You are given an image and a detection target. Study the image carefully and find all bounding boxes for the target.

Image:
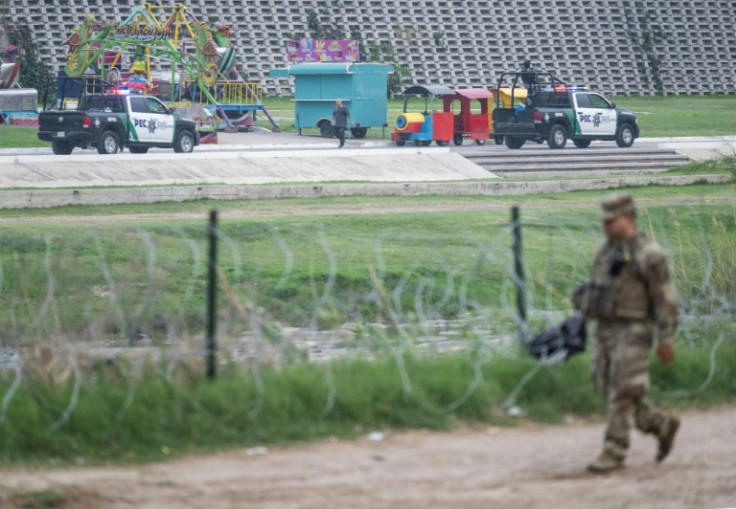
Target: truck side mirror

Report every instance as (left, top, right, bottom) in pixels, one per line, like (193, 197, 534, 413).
(610, 102, 616, 108)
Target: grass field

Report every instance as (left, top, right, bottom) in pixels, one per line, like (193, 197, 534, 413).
(2, 337, 734, 466)
(3, 184, 734, 336)
(254, 94, 736, 138)
(3, 94, 735, 147)
(0, 183, 734, 465)
(1, 92, 735, 468)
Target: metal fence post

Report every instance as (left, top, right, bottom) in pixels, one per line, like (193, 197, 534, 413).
(206, 209, 218, 379)
(511, 206, 529, 343)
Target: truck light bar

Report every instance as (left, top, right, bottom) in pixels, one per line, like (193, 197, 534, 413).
(551, 84, 583, 92)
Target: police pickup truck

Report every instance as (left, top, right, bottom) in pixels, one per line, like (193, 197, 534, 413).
(492, 70, 639, 149)
(38, 92, 200, 155)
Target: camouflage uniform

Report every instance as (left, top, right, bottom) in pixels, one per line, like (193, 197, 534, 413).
(576, 193, 679, 471)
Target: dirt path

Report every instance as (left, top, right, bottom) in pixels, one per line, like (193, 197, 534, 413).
(2, 407, 735, 509)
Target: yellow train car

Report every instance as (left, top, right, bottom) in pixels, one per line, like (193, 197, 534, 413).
(488, 87, 527, 143)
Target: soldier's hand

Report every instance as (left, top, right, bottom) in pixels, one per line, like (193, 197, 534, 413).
(657, 343, 675, 364)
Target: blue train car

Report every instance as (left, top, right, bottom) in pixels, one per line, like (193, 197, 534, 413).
(269, 63, 393, 138)
(391, 85, 455, 146)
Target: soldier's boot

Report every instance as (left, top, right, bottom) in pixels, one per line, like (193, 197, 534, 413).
(656, 415, 680, 463)
(587, 452, 624, 474)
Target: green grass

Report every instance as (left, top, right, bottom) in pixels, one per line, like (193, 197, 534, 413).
(0, 166, 733, 466)
(1, 333, 733, 466)
(9, 488, 71, 509)
(670, 151, 736, 177)
(1, 184, 734, 339)
(0, 125, 45, 148)
(259, 94, 736, 139)
(8, 95, 733, 147)
(611, 95, 736, 138)
(0, 184, 733, 466)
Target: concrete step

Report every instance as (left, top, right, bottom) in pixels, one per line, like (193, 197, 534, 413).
(463, 148, 689, 163)
(462, 147, 691, 176)
(461, 147, 685, 158)
(488, 160, 691, 174)
(472, 156, 690, 170)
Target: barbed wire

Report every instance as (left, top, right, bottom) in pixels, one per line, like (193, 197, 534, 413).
(0, 204, 733, 433)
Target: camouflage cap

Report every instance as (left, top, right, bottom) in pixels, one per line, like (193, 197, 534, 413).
(601, 192, 635, 220)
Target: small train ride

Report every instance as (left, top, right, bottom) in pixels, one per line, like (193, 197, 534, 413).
(391, 85, 454, 146)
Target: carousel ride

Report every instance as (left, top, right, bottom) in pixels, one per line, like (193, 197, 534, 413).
(61, 2, 279, 140)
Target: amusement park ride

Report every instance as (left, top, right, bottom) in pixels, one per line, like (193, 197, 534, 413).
(56, 2, 278, 137)
(0, 49, 39, 126)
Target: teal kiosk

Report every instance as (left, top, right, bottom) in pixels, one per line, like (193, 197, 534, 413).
(270, 63, 393, 138)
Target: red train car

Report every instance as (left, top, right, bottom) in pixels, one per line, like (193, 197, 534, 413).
(443, 88, 493, 145)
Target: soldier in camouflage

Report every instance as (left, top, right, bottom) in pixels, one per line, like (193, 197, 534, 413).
(574, 193, 680, 474)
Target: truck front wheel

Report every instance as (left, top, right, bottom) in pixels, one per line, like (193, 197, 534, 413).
(174, 130, 195, 153)
(616, 123, 635, 148)
(51, 140, 73, 155)
(97, 130, 120, 154)
(547, 124, 567, 149)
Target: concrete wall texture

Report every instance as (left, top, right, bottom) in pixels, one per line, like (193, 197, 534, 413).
(3, 0, 735, 96)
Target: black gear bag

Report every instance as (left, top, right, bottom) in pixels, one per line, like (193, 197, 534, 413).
(527, 312, 587, 361)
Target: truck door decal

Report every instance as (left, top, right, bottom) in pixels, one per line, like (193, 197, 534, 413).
(574, 93, 616, 136)
(127, 96, 175, 144)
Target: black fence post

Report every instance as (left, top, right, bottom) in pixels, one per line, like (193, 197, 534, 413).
(511, 206, 529, 343)
(206, 210, 218, 379)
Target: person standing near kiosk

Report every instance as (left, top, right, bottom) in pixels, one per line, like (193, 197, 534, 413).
(332, 98, 353, 148)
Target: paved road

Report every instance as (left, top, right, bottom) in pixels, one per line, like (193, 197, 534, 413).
(3, 132, 735, 160)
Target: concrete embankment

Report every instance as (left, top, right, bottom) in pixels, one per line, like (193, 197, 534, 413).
(0, 133, 733, 209)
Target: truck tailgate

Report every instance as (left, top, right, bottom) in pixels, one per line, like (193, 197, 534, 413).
(493, 108, 536, 135)
(39, 111, 87, 132)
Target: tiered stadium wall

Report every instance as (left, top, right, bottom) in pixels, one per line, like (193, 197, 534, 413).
(2, 0, 735, 96)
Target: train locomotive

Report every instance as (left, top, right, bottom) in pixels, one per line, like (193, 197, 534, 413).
(391, 85, 454, 146)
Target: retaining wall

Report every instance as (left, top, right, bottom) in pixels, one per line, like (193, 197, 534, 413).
(2, 0, 735, 96)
